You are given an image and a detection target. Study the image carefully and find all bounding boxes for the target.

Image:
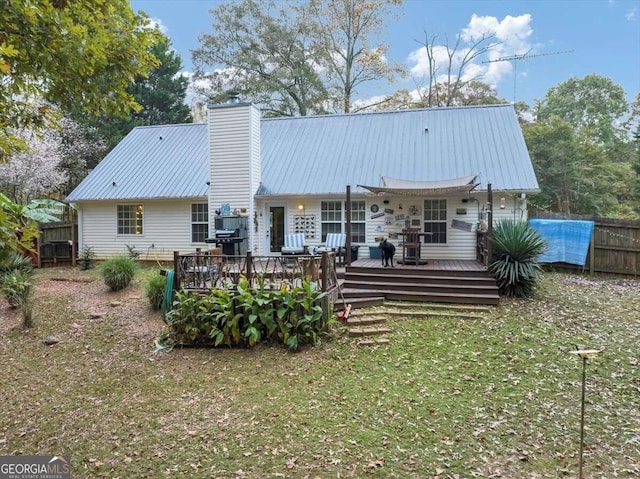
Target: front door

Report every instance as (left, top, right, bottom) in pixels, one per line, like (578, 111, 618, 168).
(268, 206, 285, 253)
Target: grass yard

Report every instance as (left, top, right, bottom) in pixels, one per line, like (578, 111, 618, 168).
(1, 267, 639, 478)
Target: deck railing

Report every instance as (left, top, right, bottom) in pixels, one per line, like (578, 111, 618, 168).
(173, 249, 339, 294)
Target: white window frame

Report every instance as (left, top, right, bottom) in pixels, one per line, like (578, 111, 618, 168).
(117, 204, 143, 235)
(191, 203, 209, 243)
(423, 199, 447, 244)
(320, 200, 366, 243)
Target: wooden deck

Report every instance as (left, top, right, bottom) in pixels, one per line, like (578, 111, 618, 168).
(344, 258, 487, 272)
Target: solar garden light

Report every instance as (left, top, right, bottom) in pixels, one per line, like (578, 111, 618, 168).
(569, 348, 602, 479)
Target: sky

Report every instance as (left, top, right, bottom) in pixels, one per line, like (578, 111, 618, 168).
(130, 0, 640, 108)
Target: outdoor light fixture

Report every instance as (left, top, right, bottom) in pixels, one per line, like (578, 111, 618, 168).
(569, 348, 603, 479)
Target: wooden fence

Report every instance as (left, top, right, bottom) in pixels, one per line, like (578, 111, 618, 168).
(529, 212, 640, 276)
(38, 213, 77, 267)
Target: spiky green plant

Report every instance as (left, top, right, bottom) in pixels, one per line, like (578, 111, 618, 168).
(145, 272, 166, 310)
(100, 256, 137, 291)
(489, 220, 547, 298)
(1, 269, 34, 327)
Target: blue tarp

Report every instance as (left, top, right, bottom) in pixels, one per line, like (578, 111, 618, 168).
(529, 219, 595, 267)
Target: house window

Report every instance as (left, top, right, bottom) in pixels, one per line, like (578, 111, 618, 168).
(191, 203, 209, 242)
(321, 201, 342, 241)
(423, 199, 447, 243)
(350, 200, 366, 243)
(117, 204, 143, 235)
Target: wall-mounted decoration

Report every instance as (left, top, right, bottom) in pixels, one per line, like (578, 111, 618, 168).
(389, 232, 399, 239)
(374, 225, 384, 232)
(385, 218, 392, 225)
(409, 205, 418, 215)
(293, 214, 316, 239)
(370, 204, 379, 213)
(395, 214, 405, 221)
(456, 208, 468, 215)
(411, 219, 420, 226)
(384, 208, 394, 214)
(451, 219, 474, 232)
(220, 203, 231, 216)
(370, 211, 385, 219)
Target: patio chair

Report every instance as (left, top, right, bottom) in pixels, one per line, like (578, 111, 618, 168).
(317, 233, 347, 264)
(281, 233, 307, 255)
(402, 228, 422, 265)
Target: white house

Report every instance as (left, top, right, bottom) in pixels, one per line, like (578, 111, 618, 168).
(66, 100, 539, 261)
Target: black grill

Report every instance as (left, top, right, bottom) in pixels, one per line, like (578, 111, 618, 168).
(206, 228, 244, 255)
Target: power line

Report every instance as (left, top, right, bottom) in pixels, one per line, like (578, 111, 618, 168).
(482, 50, 574, 102)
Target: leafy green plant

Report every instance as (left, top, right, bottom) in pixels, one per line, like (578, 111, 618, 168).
(77, 245, 95, 270)
(100, 256, 137, 291)
(159, 276, 327, 350)
(125, 244, 141, 259)
(0, 253, 33, 308)
(489, 220, 548, 297)
(145, 272, 166, 310)
(1, 269, 34, 328)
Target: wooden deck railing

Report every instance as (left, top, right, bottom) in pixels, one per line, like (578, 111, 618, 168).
(172, 249, 339, 294)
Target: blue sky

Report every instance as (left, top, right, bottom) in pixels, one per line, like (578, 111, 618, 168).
(130, 0, 640, 108)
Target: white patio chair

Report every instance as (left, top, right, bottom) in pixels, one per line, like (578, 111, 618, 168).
(281, 233, 307, 255)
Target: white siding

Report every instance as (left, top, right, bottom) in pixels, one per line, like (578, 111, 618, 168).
(208, 102, 261, 252)
(76, 198, 208, 260)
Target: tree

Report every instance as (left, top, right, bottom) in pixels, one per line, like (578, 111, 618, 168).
(410, 31, 499, 108)
(192, 0, 403, 116)
(77, 33, 193, 150)
(307, 0, 404, 113)
(192, 0, 328, 117)
(0, 0, 160, 159)
(535, 74, 629, 147)
(524, 117, 632, 216)
(0, 127, 66, 204)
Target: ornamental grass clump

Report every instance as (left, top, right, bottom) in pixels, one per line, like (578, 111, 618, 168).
(145, 272, 166, 310)
(101, 256, 137, 291)
(1, 269, 34, 328)
(489, 219, 547, 298)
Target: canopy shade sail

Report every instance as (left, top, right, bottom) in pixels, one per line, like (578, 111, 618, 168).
(358, 175, 480, 197)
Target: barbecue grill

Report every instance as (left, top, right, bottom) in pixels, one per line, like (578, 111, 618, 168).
(205, 228, 244, 255)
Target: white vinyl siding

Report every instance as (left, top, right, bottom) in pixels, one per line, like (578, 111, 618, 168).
(77, 198, 207, 260)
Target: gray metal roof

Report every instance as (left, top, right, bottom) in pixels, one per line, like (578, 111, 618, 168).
(66, 123, 209, 201)
(67, 104, 538, 202)
(259, 104, 538, 195)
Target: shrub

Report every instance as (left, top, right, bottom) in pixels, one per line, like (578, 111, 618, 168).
(78, 245, 95, 270)
(0, 253, 33, 307)
(101, 256, 137, 291)
(489, 220, 547, 298)
(145, 272, 166, 310)
(160, 276, 327, 350)
(1, 269, 34, 328)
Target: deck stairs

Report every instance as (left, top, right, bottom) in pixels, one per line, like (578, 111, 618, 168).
(337, 264, 500, 308)
(341, 301, 493, 347)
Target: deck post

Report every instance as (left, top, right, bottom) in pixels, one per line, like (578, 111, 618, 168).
(173, 251, 180, 290)
(246, 251, 252, 286)
(487, 183, 493, 263)
(346, 184, 352, 266)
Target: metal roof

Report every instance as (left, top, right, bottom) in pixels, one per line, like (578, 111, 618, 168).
(67, 104, 538, 202)
(259, 104, 538, 195)
(66, 123, 209, 201)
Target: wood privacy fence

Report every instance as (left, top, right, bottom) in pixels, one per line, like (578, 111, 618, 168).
(529, 212, 640, 276)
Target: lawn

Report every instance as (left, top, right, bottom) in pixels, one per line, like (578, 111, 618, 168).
(1, 267, 639, 478)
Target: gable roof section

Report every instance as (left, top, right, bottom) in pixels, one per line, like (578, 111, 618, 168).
(67, 123, 208, 201)
(258, 104, 537, 195)
(67, 104, 538, 202)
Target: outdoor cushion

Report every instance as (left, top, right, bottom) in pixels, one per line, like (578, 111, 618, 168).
(281, 233, 307, 255)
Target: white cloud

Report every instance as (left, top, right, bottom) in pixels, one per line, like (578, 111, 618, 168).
(407, 13, 534, 89)
(144, 17, 168, 34)
(626, 8, 637, 21)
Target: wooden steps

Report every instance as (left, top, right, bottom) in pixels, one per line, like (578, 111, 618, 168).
(341, 265, 499, 306)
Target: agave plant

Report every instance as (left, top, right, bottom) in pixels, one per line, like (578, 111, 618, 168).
(489, 220, 547, 298)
